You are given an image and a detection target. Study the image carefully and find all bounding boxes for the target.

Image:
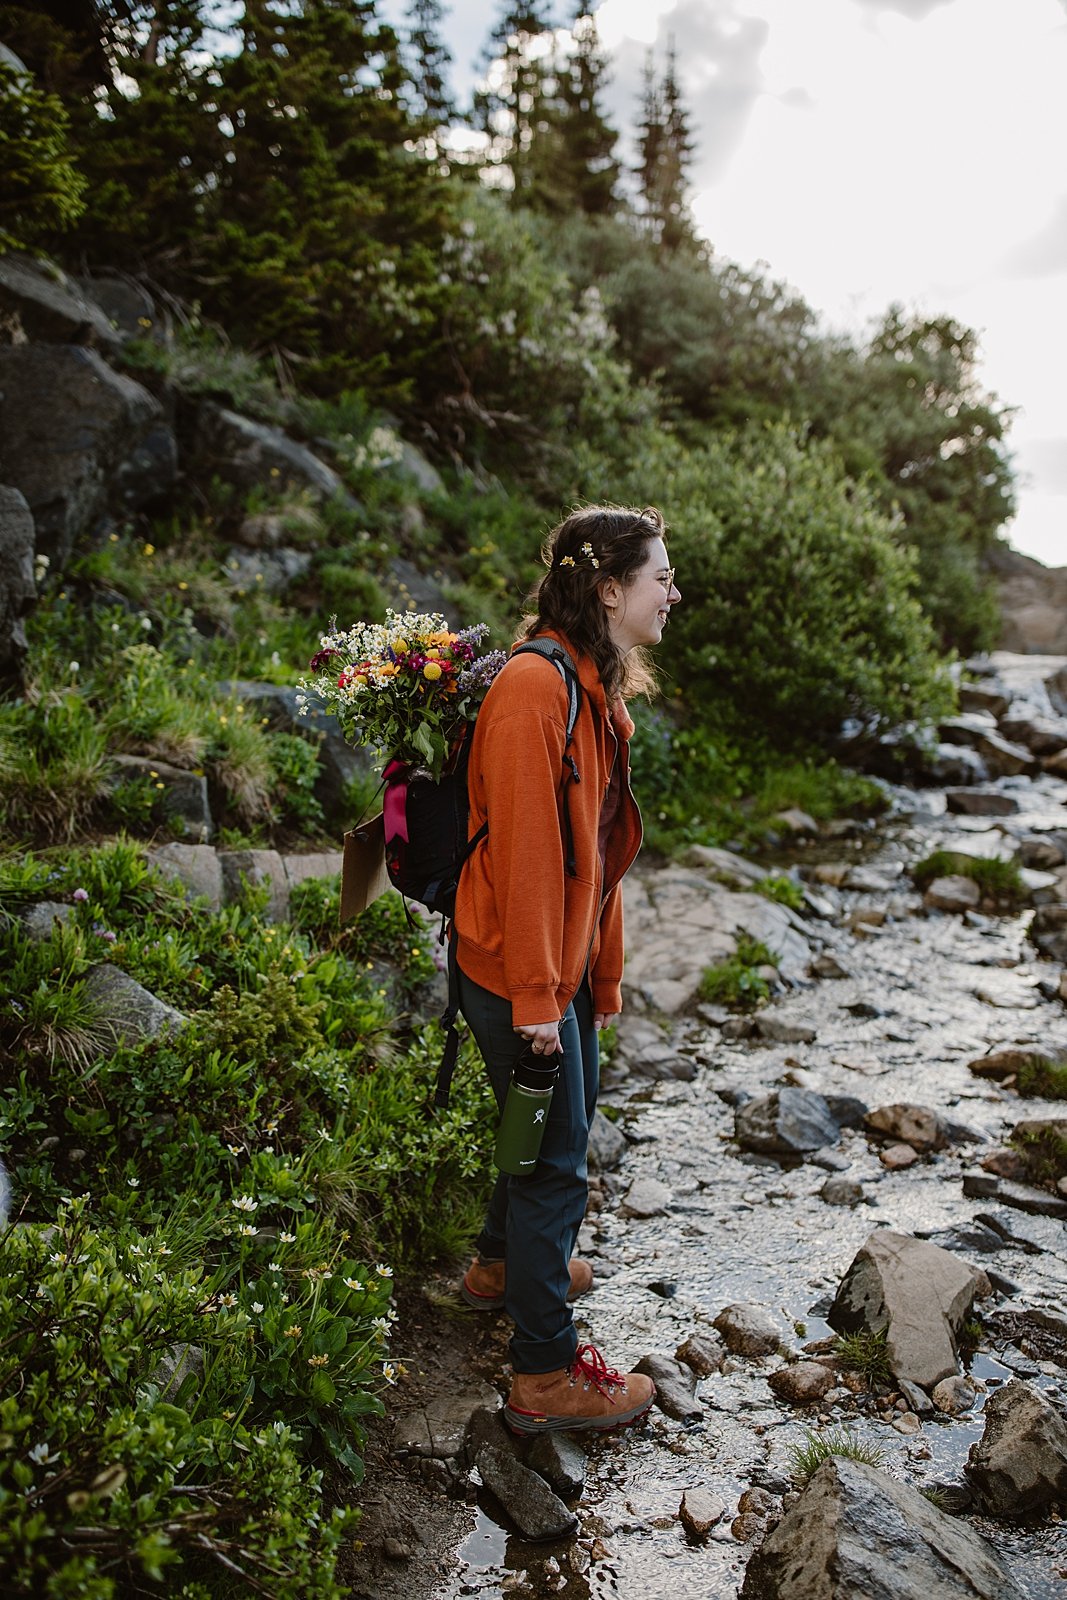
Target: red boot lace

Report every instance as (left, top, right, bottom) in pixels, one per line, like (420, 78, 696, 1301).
(569, 1344, 625, 1399)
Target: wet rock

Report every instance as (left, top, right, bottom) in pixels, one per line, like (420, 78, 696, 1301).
(395, 1385, 502, 1459)
(932, 1375, 978, 1415)
(620, 1176, 671, 1218)
(938, 721, 1036, 778)
(587, 1109, 628, 1173)
(753, 1015, 818, 1045)
(962, 1172, 1002, 1199)
(527, 1433, 586, 1498)
(899, 1378, 935, 1416)
(865, 1103, 947, 1153)
(675, 1331, 726, 1376)
(810, 952, 853, 980)
(966, 1378, 1067, 1518)
(945, 789, 1020, 816)
(218, 848, 289, 922)
(84, 964, 186, 1054)
(1029, 904, 1067, 962)
(924, 876, 981, 913)
(147, 842, 224, 909)
(820, 1176, 864, 1206)
(967, 1047, 1046, 1081)
(679, 1487, 725, 1540)
(713, 1304, 789, 1358)
(880, 1142, 920, 1170)
(998, 713, 1067, 756)
(925, 744, 991, 785)
(634, 1353, 702, 1421)
(959, 683, 1010, 719)
(735, 1089, 840, 1155)
(985, 1178, 1067, 1221)
(20, 901, 74, 940)
(647, 1279, 677, 1298)
(823, 1094, 868, 1129)
(1016, 834, 1067, 870)
(109, 755, 213, 842)
(828, 1229, 989, 1390)
(892, 1411, 922, 1435)
(740, 1455, 1027, 1600)
(979, 1148, 1031, 1182)
(767, 1361, 835, 1405)
(475, 1440, 578, 1542)
(772, 808, 817, 836)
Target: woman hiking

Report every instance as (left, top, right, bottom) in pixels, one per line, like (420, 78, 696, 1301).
(452, 503, 681, 1434)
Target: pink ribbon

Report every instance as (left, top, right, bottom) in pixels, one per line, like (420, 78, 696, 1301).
(383, 759, 409, 845)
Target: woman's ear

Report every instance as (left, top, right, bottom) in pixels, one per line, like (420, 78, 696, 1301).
(599, 576, 621, 614)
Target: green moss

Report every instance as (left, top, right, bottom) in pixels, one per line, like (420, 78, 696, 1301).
(911, 850, 1026, 905)
(697, 933, 779, 1010)
(1015, 1057, 1067, 1101)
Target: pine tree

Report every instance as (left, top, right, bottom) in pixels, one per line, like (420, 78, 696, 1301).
(405, 0, 454, 127)
(474, 1, 557, 196)
(636, 39, 697, 251)
(554, 7, 619, 215)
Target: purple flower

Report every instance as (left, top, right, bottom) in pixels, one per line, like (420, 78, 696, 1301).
(308, 647, 341, 672)
(457, 651, 507, 694)
(72, 888, 89, 903)
(93, 925, 117, 943)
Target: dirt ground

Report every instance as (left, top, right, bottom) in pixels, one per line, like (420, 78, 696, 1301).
(334, 1269, 504, 1600)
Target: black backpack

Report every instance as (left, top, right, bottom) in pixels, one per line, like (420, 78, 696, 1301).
(381, 639, 584, 1106)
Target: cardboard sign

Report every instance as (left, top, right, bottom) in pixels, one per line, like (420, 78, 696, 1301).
(340, 812, 390, 921)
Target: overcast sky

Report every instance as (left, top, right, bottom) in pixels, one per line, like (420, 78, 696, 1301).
(397, 0, 1067, 569)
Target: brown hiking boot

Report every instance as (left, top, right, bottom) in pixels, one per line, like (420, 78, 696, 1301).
(460, 1255, 594, 1311)
(504, 1344, 656, 1435)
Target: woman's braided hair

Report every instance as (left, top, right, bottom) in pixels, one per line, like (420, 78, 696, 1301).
(521, 503, 667, 700)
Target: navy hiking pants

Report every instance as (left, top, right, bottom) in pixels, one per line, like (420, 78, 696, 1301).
(456, 966, 599, 1374)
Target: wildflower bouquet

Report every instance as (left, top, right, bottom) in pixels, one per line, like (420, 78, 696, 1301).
(299, 609, 507, 782)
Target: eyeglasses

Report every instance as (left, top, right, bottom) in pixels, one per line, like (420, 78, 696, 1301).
(655, 568, 676, 593)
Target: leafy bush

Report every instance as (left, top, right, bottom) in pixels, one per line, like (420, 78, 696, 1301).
(757, 875, 805, 911)
(697, 933, 778, 1010)
(0, 56, 86, 249)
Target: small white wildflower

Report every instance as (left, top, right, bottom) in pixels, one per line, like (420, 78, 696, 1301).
(381, 1362, 397, 1384)
(268, 1262, 282, 1273)
(279, 1231, 296, 1244)
(251, 1301, 264, 1314)
(375, 1263, 393, 1278)
(218, 1293, 237, 1309)
(127, 1178, 140, 1188)
(343, 1277, 363, 1293)
(233, 1194, 258, 1212)
(140, 616, 152, 631)
(239, 1224, 257, 1237)
(129, 1245, 144, 1257)
(227, 1143, 241, 1156)
(372, 1316, 389, 1334)
(29, 1443, 59, 1465)
(69, 660, 80, 674)
(49, 1252, 64, 1266)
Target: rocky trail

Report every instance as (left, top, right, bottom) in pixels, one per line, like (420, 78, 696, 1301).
(347, 652, 1067, 1600)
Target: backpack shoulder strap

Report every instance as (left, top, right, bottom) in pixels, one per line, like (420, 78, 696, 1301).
(510, 639, 582, 748)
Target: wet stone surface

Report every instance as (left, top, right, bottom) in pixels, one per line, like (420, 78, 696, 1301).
(406, 656, 1067, 1600)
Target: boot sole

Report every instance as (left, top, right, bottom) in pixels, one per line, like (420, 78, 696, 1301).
(503, 1389, 655, 1436)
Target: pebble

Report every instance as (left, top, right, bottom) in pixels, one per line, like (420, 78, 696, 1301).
(891, 1411, 922, 1435)
(679, 1487, 725, 1540)
(820, 1175, 864, 1206)
(767, 1361, 836, 1404)
(931, 1375, 978, 1415)
(880, 1142, 919, 1169)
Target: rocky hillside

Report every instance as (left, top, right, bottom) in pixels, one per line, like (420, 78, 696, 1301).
(988, 544, 1067, 656)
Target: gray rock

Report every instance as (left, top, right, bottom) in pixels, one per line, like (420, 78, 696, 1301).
(931, 1375, 978, 1416)
(147, 843, 223, 909)
(1028, 904, 1067, 963)
(772, 808, 817, 836)
(966, 1379, 1067, 1518)
(924, 876, 981, 913)
(221, 544, 312, 597)
(282, 851, 344, 891)
(236, 506, 321, 549)
(188, 402, 357, 508)
(0, 346, 165, 569)
(713, 1303, 789, 1358)
(0, 252, 120, 349)
(147, 1342, 205, 1404)
(938, 720, 1036, 777)
(84, 963, 186, 1051)
(75, 272, 163, 343)
(1016, 834, 1067, 870)
(898, 1378, 935, 1416)
(1047, 663, 1067, 718)
(998, 713, 1067, 756)
(634, 1353, 702, 1421)
(218, 679, 374, 821)
(20, 901, 73, 941)
(679, 1486, 725, 1540)
(218, 849, 289, 922)
(820, 1176, 864, 1207)
(587, 1109, 627, 1173)
(383, 556, 452, 620)
(681, 844, 767, 887)
(394, 1384, 501, 1459)
(753, 1014, 818, 1045)
(620, 1176, 671, 1219)
(810, 952, 853, 980)
(735, 1089, 840, 1155)
(475, 1442, 578, 1542)
(0, 483, 34, 684)
(988, 1178, 1067, 1222)
(823, 1095, 868, 1130)
(926, 744, 991, 785)
(945, 790, 1020, 817)
(864, 1103, 948, 1153)
(527, 1432, 586, 1498)
(394, 437, 444, 495)
(675, 1331, 726, 1376)
(767, 1361, 835, 1405)
(741, 1456, 1026, 1600)
(109, 755, 213, 842)
(828, 1229, 989, 1390)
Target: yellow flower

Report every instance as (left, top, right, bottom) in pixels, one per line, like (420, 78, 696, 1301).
(393, 638, 409, 654)
(423, 662, 442, 681)
(143, 543, 155, 557)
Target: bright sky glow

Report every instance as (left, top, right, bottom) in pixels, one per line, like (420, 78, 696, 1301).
(410, 0, 1067, 567)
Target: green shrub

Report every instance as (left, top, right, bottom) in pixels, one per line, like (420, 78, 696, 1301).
(0, 56, 86, 250)
(697, 933, 778, 1010)
(0, 690, 111, 843)
(1014, 1058, 1067, 1101)
(911, 850, 1025, 906)
(757, 875, 805, 912)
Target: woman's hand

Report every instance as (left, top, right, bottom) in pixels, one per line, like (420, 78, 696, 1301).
(593, 1012, 619, 1031)
(515, 1021, 562, 1056)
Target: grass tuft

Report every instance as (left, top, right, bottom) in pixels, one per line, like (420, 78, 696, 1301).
(911, 850, 1026, 905)
(697, 932, 778, 1010)
(787, 1426, 887, 1484)
(830, 1327, 892, 1385)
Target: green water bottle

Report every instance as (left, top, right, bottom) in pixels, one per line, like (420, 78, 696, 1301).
(494, 1046, 559, 1175)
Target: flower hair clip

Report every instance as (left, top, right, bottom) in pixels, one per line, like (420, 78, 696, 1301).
(557, 543, 600, 572)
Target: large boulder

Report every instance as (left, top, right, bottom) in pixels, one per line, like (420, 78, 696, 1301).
(187, 402, 357, 508)
(998, 712, 1067, 756)
(966, 1379, 1067, 1518)
(936, 718, 1036, 777)
(84, 964, 186, 1053)
(991, 545, 1067, 656)
(740, 1455, 1027, 1599)
(864, 1103, 948, 1153)
(0, 253, 120, 350)
(828, 1230, 989, 1390)
(0, 483, 34, 684)
(0, 345, 170, 567)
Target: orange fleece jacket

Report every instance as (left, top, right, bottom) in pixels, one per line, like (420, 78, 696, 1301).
(454, 630, 643, 1027)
